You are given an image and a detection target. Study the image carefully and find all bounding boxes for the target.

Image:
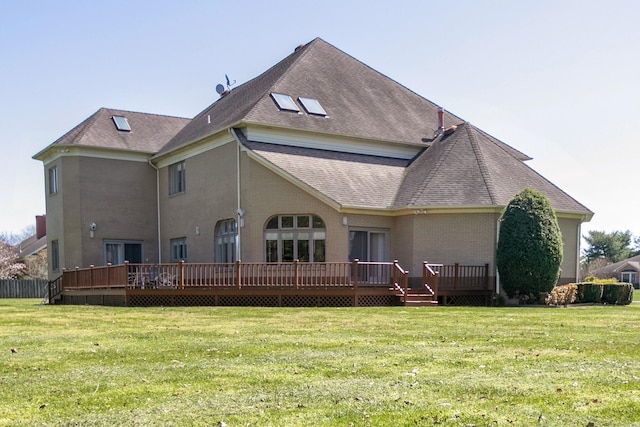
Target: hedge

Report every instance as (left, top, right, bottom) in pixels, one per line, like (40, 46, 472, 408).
(573, 282, 634, 305)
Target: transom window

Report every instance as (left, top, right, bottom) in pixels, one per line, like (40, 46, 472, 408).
(265, 214, 326, 262)
(169, 161, 186, 195)
(215, 219, 237, 263)
(170, 237, 187, 262)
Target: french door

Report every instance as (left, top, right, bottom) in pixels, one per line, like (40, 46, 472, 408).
(348, 229, 389, 284)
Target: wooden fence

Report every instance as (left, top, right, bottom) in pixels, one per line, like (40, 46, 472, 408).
(0, 279, 48, 298)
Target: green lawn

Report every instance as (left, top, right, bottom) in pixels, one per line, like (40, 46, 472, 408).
(1, 299, 639, 426)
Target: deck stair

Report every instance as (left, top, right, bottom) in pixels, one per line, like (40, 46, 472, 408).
(400, 290, 438, 307)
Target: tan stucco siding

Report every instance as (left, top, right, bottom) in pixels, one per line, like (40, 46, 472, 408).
(44, 157, 68, 278)
(557, 217, 580, 282)
(241, 153, 344, 262)
(409, 212, 499, 276)
(77, 157, 158, 266)
(160, 142, 238, 263)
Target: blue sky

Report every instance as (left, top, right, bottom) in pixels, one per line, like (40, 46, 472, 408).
(1, 0, 638, 241)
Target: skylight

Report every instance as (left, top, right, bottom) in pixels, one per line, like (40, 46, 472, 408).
(271, 93, 300, 112)
(112, 115, 131, 131)
(298, 97, 327, 116)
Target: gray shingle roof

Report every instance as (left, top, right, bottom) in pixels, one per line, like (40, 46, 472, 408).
(159, 38, 463, 154)
(244, 140, 408, 208)
(394, 122, 592, 213)
(242, 121, 592, 215)
(34, 108, 190, 157)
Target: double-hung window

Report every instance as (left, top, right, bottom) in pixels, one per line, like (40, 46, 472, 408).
(51, 240, 59, 272)
(170, 237, 187, 262)
(48, 166, 58, 195)
(169, 161, 186, 195)
(215, 219, 237, 263)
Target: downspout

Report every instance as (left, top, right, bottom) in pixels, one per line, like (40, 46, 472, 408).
(148, 158, 162, 263)
(495, 216, 500, 295)
(229, 128, 243, 261)
(576, 222, 582, 282)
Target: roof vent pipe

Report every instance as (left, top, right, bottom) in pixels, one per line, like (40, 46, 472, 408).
(434, 107, 445, 138)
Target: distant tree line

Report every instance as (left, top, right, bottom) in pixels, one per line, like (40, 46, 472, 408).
(581, 230, 640, 278)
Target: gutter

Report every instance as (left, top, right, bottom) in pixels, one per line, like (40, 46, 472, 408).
(147, 158, 162, 263)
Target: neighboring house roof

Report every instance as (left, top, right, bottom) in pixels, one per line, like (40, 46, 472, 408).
(593, 255, 640, 276)
(17, 234, 47, 261)
(34, 108, 190, 158)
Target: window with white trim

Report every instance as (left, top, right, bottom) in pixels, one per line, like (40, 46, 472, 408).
(621, 270, 637, 285)
(48, 166, 58, 195)
(264, 214, 325, 262)
(170, 237, 187, 262)
(215, 219, 237, 263)
(104, 241, 143, 265)
(51, 239, 59, 271)
(169, 161, 186, 195)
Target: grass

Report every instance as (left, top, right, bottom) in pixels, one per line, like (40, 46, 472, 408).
(1, 299, 639, 426)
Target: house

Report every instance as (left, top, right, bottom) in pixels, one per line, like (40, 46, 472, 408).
(16, 215, 48, 279)
(33, 38, 592, 301)
(592, 255, 640, 289)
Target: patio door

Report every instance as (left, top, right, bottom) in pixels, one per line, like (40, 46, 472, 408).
(349, 229, 389, 284)
(105, 241, 143, 265)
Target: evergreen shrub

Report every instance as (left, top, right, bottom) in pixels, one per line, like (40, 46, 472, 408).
(496, 188, 563, 298)
(602, 283, 634, 305)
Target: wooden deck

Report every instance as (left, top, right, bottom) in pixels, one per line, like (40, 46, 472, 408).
(48, 260, 494, 307)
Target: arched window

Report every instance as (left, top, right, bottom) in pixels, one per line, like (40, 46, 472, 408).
(215, 219, 237, 263)
(264, 214, 326, 262)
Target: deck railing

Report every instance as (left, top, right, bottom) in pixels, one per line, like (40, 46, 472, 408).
(53, 260, 408, 292)
(426, 263, 490, 291)
(423, 262, 440, 298)
(51, 261, 490, 297)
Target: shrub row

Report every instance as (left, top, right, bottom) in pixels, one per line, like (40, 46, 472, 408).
(565, 282, 633, 305)
(548, 282, 634, 305)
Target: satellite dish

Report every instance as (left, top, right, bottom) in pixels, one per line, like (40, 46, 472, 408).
(215, 84, 226, 95)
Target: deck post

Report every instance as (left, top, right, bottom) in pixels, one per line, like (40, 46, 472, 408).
(352, 259, 359, 289)
(106, 263, 111, 287)
(74, 267, 79, 290)
(294, 259, 299, 290)
(236, 260, 241, 290)
(180, 260, 185, 289)
(484, 263, 490, 290)
(124, 261, 129, 288)
(89, 265, 95, 289)
(454, 263, 459, 290)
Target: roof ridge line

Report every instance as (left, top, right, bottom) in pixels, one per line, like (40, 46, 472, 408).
(242, 39, 317, 119)
(405, 133, 452, 206)
(53, 108, 103, 147)
(466, 123, 498, 204)
(103, 107, 191, 121)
